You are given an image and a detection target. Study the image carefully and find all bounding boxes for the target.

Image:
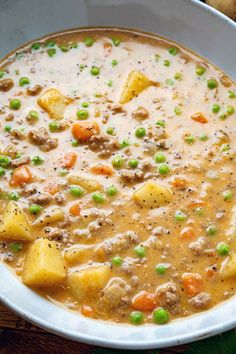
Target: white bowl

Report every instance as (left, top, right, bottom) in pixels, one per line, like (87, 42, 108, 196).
(0, 0, 235, 349)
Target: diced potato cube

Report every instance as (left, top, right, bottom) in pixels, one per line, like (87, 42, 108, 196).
(0, 201, 32, 241)
(33, 207, 64, 226)
(64, 245, 93, 265)
(133, 181, 172, 208)
(226, 206, 236, 237)
(38, 88, 71, 119)
(221, 252, 236, 277)
(119, 71, 153, 104)
(22, 238, 66, 286)
(67, 175, 102, 192)
(68, 265, 111, 301)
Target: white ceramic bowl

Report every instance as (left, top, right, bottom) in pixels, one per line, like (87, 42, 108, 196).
(0, 0, 235, 349)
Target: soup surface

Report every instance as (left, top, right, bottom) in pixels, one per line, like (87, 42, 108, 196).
(0, 28, 235, 325)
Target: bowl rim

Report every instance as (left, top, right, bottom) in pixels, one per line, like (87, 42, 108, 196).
(0, 0, 236, 350)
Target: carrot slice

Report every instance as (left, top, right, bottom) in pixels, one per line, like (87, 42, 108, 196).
(188, 199, 205, 208)
(171, 178, 187, 188)
(182, 273, 203, 296)
(61, 152, 77, 169)
(45, 183, 60, 195)
(180, 227, 195, 239)
(191, 112, 208, 124)
(72, 122, 100, 142)
(10, 165, 32, 186)
(90, 164, 114, 176)
(69, 203, 81, 216)
(81, 305, 94, 317)
(131, 291, 156, 311)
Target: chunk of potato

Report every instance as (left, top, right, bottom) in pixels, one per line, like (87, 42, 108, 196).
(133, 181, 172, 208)
(226, 206, 236, 238)
(221, 252, 236, 278)
(22, 238, 66, 286)
(68, 265, 111, 301)
(0, 201, 32, 241)
(64, 246, 93, 265)
(38, 88, 71, 119)
(67, 175, 102, 192)
(33, 207, 64, 226)
(119, 71, 153, 104)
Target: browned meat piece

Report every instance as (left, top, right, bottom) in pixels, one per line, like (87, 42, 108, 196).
(220, 75, 232, 87)
(20, 184, 38, 197)
(5, 113, 14, 121)
(55, 193, 66, 205)
(26, 84, 43, 96)
(28, 193, 52, 205)
(155, 282, 181, 314)
(1, 144, 18, 159)
(47, 228, 69, 243)
(189, 237, 209, 255)
(28, 127, 58, 152)
(148, 126, 168, 140)
(11, 156, 30, 168)
(58, 215, 71, 228)
(10, 129, 26, 140)
(88, 134, 120, 158)
(108, 104, 126, 115)
(102, 277, 129, 308)
(132, 106, 149, 120)
(189, 292, 211, 309)
(0, 78, 14, 92)
(120, 169, 144, 183)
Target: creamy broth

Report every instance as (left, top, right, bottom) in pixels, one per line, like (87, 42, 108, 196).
(0, 29, 235, 325)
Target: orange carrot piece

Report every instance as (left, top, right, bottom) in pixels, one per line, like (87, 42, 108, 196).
(131, 291, 156, 311)
(180, 227, 195, 239)
(103, 42, 112, 55)
(182, 273, 203, 296)
(90, 164, 114, 176)
(81, 305, 94, 317)
(61, 152, 77, 169)
(69, 203, 81, 216)
(188, 199, 205, 208)
(10, 165, 32, 186)
(72, 122, 100, 142)
(45, 183, 60, 195)
(191, 112, 208, 124)
(171, 178, 187, 188)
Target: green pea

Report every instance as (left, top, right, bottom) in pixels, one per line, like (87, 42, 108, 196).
(164, 60, 170, 67)
(135, 127, 146, 138)
(79, 64, 85, 70)
(112, 256, 123, 266)
(59, 44, 69, 53)
(159, 163, 170, 175)
(29, 204, 42, 215)
(92, 192, 105, 204)
(222, 190, 233, 202)
(194, 207, 205, 216)
(0, 155, 10, 168)
(175, 210, 187, 221)
(221, 143, 230, 152)
(129, 311, 144, 325)
(212, 104, 221, 113)
(228, 90, 236, 99)
(32, 156, 44, 165)
(8, 191, 20, 201)
(185, 135, 195, 144)
(196, 66, 206, 76)
(199, 133, 208, 141)
(156, 263, 169, 275)
(134, 245, 146, 258)
(72, 139, 79, 147)
(58, 168, 69, 177)
(206, 224, 217, 236)
(45, 40, 56, 48)
(156, 120, 166, 128)
(4, 125, 12, 133)
(106, 185, 118, 197)
(49, 121, 60, 132)
(19, 77, 30, 86)
(81, 101, 89, 108)
(27, 110, 39, 123)
(0, 70, 5, 78)
(168, 47, 178, 55)
(216, 242, 230, 256)
(10, 98, 21, 110)
(112, 155, 124, 169)
(227, 106, 235, 115)
(128, 159, 139, 169)
(83, 37, 94, 47)
(174, 72, 182, 81)
(31, 42, 41, 50)
(10, 242, 22, 252)
(70, 186, 84, 198)
(47, 48, 56, 57)
(174, 106, 182, 115)
(207, 79, 218, 89)
(154, 152, 166, 163)
(77, 109, 89, 120)
(219, 112, 228, 120)
(90, 66, 100, 76)
(166, 78, 174, 86)
(111, 59, 118, 66)
(153, 308, 169, 324)
(112, 37, 121, 46)
(106, 127, 115, 135)
(120, 139, 130, 149)
(0, 167, 5, 177)
(107, 80, 113, 87)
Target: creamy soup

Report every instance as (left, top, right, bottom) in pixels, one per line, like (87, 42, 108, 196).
(0, 28, 235, 325)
